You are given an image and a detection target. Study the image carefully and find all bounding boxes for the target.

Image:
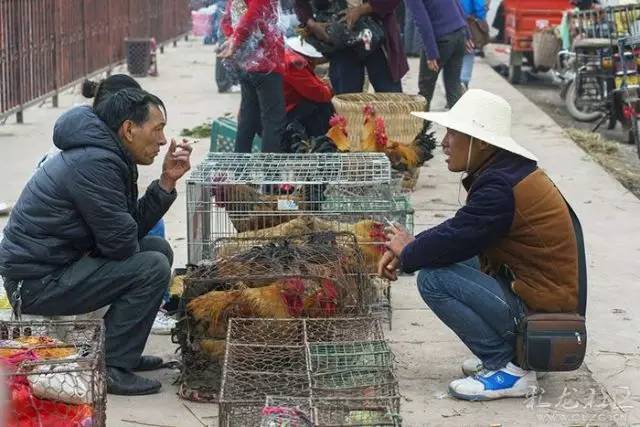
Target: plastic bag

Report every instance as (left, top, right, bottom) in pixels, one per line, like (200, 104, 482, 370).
(6, 376, 93, 427)
(29, 356, 93, 405)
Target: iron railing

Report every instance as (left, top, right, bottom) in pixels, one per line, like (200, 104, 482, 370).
(0, 0, 191, 122)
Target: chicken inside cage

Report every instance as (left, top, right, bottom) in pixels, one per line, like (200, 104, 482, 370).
(186, 152, 411, 265)
(174, 233, 375, 401)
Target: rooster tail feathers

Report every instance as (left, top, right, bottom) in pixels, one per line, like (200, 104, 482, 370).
(413, 121, 437, 165)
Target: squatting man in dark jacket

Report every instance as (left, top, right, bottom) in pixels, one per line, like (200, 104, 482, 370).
(0, 87, 193, 396)
(379, 89, 580, 401)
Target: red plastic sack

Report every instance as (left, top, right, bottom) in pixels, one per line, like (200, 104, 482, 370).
(2, 350, 94, 427)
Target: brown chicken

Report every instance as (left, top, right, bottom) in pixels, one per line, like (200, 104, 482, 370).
(187, 277, 339, 338)
(326, 114, 351, 152)
(373, 115, 435, 172)
(198, 339, 226, 362)
(210, 182, 300, 233)
(221, 217, 387, 273)
(360, 104, 380, 153)
(312, 218, 387, 273)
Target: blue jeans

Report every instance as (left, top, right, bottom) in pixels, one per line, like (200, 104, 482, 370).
(461, 53, 475, 85)
(417, 258, 526, 370)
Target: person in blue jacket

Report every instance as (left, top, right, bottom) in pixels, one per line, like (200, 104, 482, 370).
(405, 0, 471, 110)
(379, 90, 581, 401)
(459, 0, 487, 90)
(0, 84, 193, 397)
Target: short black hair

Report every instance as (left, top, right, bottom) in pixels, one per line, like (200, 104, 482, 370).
(94, 88, 166, 133)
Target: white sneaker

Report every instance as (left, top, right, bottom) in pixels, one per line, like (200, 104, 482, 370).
(0, 202, 11, 215)
(449, 362, 538, 401)
(461, 356, 484, 376)
(151, 311, 177, 335)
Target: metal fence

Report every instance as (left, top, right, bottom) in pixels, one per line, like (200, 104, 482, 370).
(0, 0, 191, 122)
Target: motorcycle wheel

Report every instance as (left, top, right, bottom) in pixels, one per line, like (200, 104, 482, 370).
(565, 79, 602, 122)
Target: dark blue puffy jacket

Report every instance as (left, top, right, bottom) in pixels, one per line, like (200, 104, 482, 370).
(0, 106, 176, 280)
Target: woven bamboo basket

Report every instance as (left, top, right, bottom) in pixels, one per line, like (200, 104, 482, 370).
(332, 93, 427, 151)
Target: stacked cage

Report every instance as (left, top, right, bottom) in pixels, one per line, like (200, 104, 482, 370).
(185, 152, 414, 325)
(218, 318, 401, 427)
(0, 320, 106, 426)
(174, 233, 375, 401)
(186, 152, 413, 269)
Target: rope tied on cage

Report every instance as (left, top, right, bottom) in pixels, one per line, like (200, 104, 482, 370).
(10, 281, 24, 322)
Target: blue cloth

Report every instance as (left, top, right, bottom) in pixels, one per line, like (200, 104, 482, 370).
(0, 106, 177, 280)
(147, 219, 166, 238)
(417, 258, 525, 370)
(475, 369, 522, 390)
(403, 6, 424, 56)
(404, 0, 467, 60)
(146, 218, 169, 303)
(459, 0, 486, 20)
(460, 52, 474, 84)
(400, 150, 537, 273)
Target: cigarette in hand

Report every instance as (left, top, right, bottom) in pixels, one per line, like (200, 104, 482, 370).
(384, 217, 398, 230)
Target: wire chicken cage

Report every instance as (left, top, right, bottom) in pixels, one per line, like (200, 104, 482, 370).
(218, 318, 401, 427)
(174, 233, 377, 402)
(186, 153, 414, 273)
(0, 320, 106, 427)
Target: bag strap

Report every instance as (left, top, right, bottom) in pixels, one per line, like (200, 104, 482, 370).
(561, 196, 588, 317)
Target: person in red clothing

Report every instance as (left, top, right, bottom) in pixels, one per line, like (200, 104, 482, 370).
(218, 0, 286, 153)
(284, 37, 335, 137)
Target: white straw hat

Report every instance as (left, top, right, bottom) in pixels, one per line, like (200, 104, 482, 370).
(412, 89, 538, 162)
(285, 37, 324, 59)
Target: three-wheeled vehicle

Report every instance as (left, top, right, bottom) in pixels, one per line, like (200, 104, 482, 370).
(504, 0, 572, 83)
(561, 4, 640, 133)
(616, 34, 640, 158)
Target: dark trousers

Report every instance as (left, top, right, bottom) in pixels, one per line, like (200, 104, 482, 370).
(236, 72, 286, 153)
(5, 236, 172, 370)
(286, 100, 335, 137)
(329, 47, 402, 95)
(418, 28, 466, 110)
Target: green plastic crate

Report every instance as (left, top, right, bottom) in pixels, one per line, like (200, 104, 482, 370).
(209, 116, 262, 153)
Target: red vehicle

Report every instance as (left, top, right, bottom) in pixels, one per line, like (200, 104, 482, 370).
(504, 0, 571, 83)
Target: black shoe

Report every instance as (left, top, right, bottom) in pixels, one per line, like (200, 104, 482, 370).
(106, 367, 162, 396)
(133, 355, 164, 372)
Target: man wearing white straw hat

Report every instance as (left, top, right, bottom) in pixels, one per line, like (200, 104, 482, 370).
(379, 89, 580, 401)
(283, 37, 335, 137)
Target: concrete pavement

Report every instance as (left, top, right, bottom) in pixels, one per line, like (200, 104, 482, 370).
(1, 38, 639, 426)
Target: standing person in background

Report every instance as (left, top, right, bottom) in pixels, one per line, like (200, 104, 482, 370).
(460, 0, 487, 90)
(219, 0, 286, 152)
(406, 0, 470, 110)
(295, 0, 409, 94)
(283, 37, 334, 137)
(492, 1, 505, 43)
